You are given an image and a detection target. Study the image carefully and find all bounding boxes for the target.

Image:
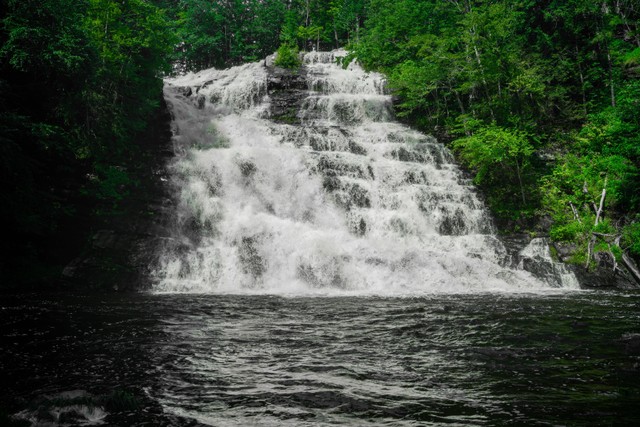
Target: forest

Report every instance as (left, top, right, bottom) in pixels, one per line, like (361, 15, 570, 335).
(1, 0, 638, 286)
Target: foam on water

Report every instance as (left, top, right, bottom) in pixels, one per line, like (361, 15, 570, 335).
(154, 51, 579, 295)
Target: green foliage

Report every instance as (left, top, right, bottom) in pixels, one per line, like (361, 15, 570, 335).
(352, 0, 640, 265)
(622, 222, 640, 257)
(274, 43, 301, 69)
(165, 0, 365, 71)
(83, 0, 175, 158)
(355, 0, 548, 130)
(0, 0, 174, 284)
(173, 0, 287, 70)
(453, 124, 534, 187)
(550, 221, 587, 243)
(453, 123, 535, 215)
(297, 25, 324, 50)
(92, 166, 134, 203)
(2, 0, 90, 74)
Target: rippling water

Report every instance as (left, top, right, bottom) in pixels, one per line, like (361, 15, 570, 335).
(1, 292, 639, 426)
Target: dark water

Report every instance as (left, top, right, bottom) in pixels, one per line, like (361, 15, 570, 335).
(1, 292, 639, 426)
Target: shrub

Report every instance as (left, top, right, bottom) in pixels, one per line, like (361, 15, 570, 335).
(274, 43, 301, 70)
(622, 221, 640, 257)
(549, 221, 586, 242)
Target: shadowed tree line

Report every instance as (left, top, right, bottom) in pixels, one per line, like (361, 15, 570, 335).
(1, 0, 176, 285)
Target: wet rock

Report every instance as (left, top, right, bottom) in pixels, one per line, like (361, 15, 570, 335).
(403, 170, 428, 185)
(322, 176, 340, 192)
(553, 241, 639, 289)
(438, 209, 467, 236)
(348, 140, 367, 156)
(176, 86, 192, 97)
(552, 241, 577, 262)
(340, 183, 371, 209)
(267, 66, 308, 91)
(348, 215, 367, 236)
(569, 264, 638, 289)
(316, 156, 368, 179)
(517, 238, 579, 288)
(297, 260, 346, 289)
(266, 65, 308, 124)
(238, 236, 266, 279)
(390, 147, 426, 163)
(238, 160, 257, 178)
(358, 218, 367, 236)
(500, 235, 639, 290)
(367, 164, 375, 180)
(196, 94, 205, 109)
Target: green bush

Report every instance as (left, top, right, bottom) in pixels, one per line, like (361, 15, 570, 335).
(274, 43, 301, 70)
(622, 221, 640, 257)
(549, 221, 586, 242)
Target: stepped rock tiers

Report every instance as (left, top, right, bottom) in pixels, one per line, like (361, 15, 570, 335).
(155, 50, 577, 294)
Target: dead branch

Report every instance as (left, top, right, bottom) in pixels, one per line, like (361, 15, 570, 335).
(594, 177, 607, 226)
(569, 202, 581, 223)
(607, 244, 618, 272)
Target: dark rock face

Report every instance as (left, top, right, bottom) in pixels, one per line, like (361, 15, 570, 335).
(267, 66, 308, 124)
(568, 263, 638, 289)
(62, 98, 175, 292)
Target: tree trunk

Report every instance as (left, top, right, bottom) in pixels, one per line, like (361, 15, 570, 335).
(569, 202, 581, 222)
(594, 177, 607, 226)
(607, 50, 616, 107)
(515, 158, 526, 205)
(622, 252, 640, 285)
(585, 234, 596, 269)
(575, 45, 588, 116)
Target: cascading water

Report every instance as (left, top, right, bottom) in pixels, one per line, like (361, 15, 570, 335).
(154, 50, 577, 294)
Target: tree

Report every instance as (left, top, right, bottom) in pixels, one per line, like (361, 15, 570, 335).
(0, 0, 175, 285)
(453, 123, 535, 208)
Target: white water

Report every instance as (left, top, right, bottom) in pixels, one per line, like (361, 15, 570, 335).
(154, 50, 578, 295)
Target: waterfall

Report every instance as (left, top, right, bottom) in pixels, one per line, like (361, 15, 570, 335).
(154, 50, 578, 294)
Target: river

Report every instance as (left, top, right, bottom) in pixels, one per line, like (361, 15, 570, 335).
(2, 291, 639, 426)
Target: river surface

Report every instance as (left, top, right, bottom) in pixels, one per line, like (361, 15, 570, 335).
(2, 291, 639, 426)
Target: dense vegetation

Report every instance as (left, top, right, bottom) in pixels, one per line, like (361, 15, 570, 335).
(351, 0, 640, 267)
(165, 0, 365, 70)
(0, 0, 175, 285)
(1, 0, 638, 286)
